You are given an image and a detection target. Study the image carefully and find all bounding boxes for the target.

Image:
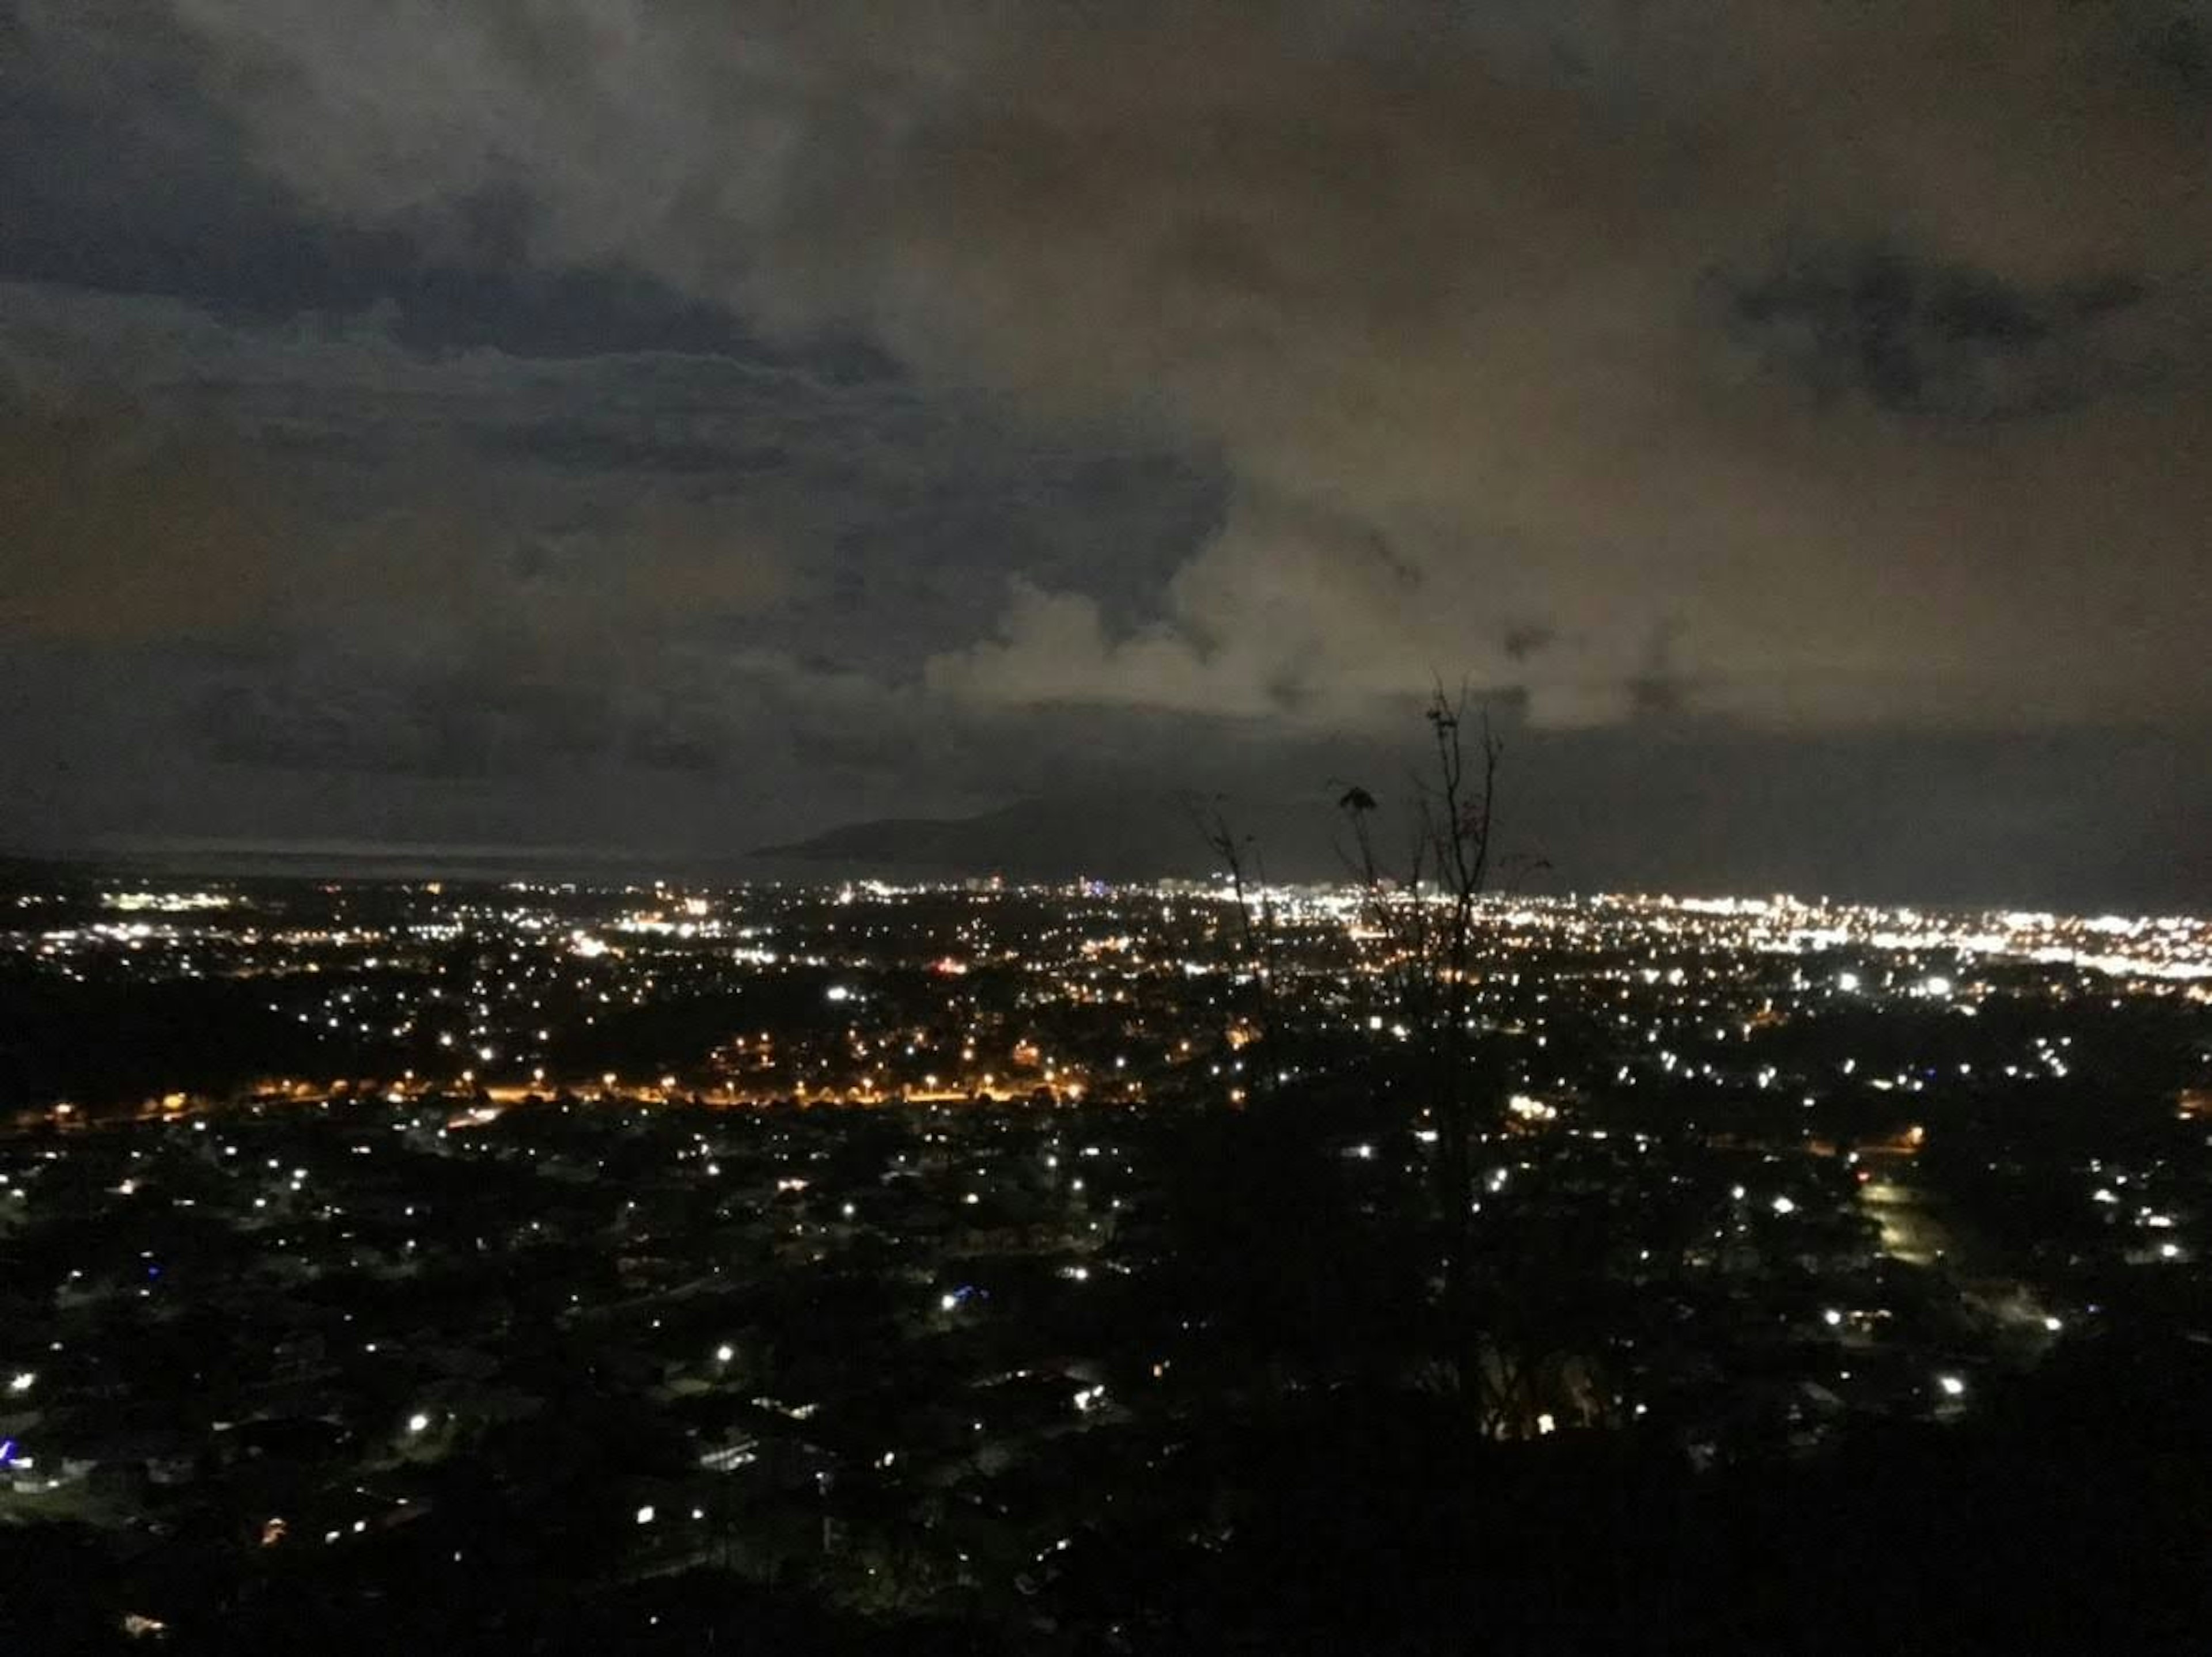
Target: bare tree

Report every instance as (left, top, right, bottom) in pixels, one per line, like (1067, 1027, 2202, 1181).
(1337, 682, 1527, 1420)
(1182, 793, 1277, 1107)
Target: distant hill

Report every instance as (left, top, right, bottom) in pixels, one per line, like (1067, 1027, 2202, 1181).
(752, 795, 1269, 881)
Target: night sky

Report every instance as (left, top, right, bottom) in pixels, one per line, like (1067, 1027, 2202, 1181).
(4, 2, 2207, 906)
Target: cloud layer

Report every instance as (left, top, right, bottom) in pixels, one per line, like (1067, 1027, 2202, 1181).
(3, 0, 2208, 903)
(95, 0, 2207, 731)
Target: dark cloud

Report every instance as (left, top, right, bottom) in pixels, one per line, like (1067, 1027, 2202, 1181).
(0, 278, 1219, 833)
(1724, 245, 2156, 419)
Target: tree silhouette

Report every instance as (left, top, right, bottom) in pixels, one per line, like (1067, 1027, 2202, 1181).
(1335, 682, 1535, 1423)
(1180, 792, 1277, 1108)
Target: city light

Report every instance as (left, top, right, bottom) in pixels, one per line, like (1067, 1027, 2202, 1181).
(2, 867, 2205, 1640)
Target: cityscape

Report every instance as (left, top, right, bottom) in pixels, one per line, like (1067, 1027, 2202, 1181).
(10, 1, 2211, 1650)
(5, 864, 2208, 1650)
